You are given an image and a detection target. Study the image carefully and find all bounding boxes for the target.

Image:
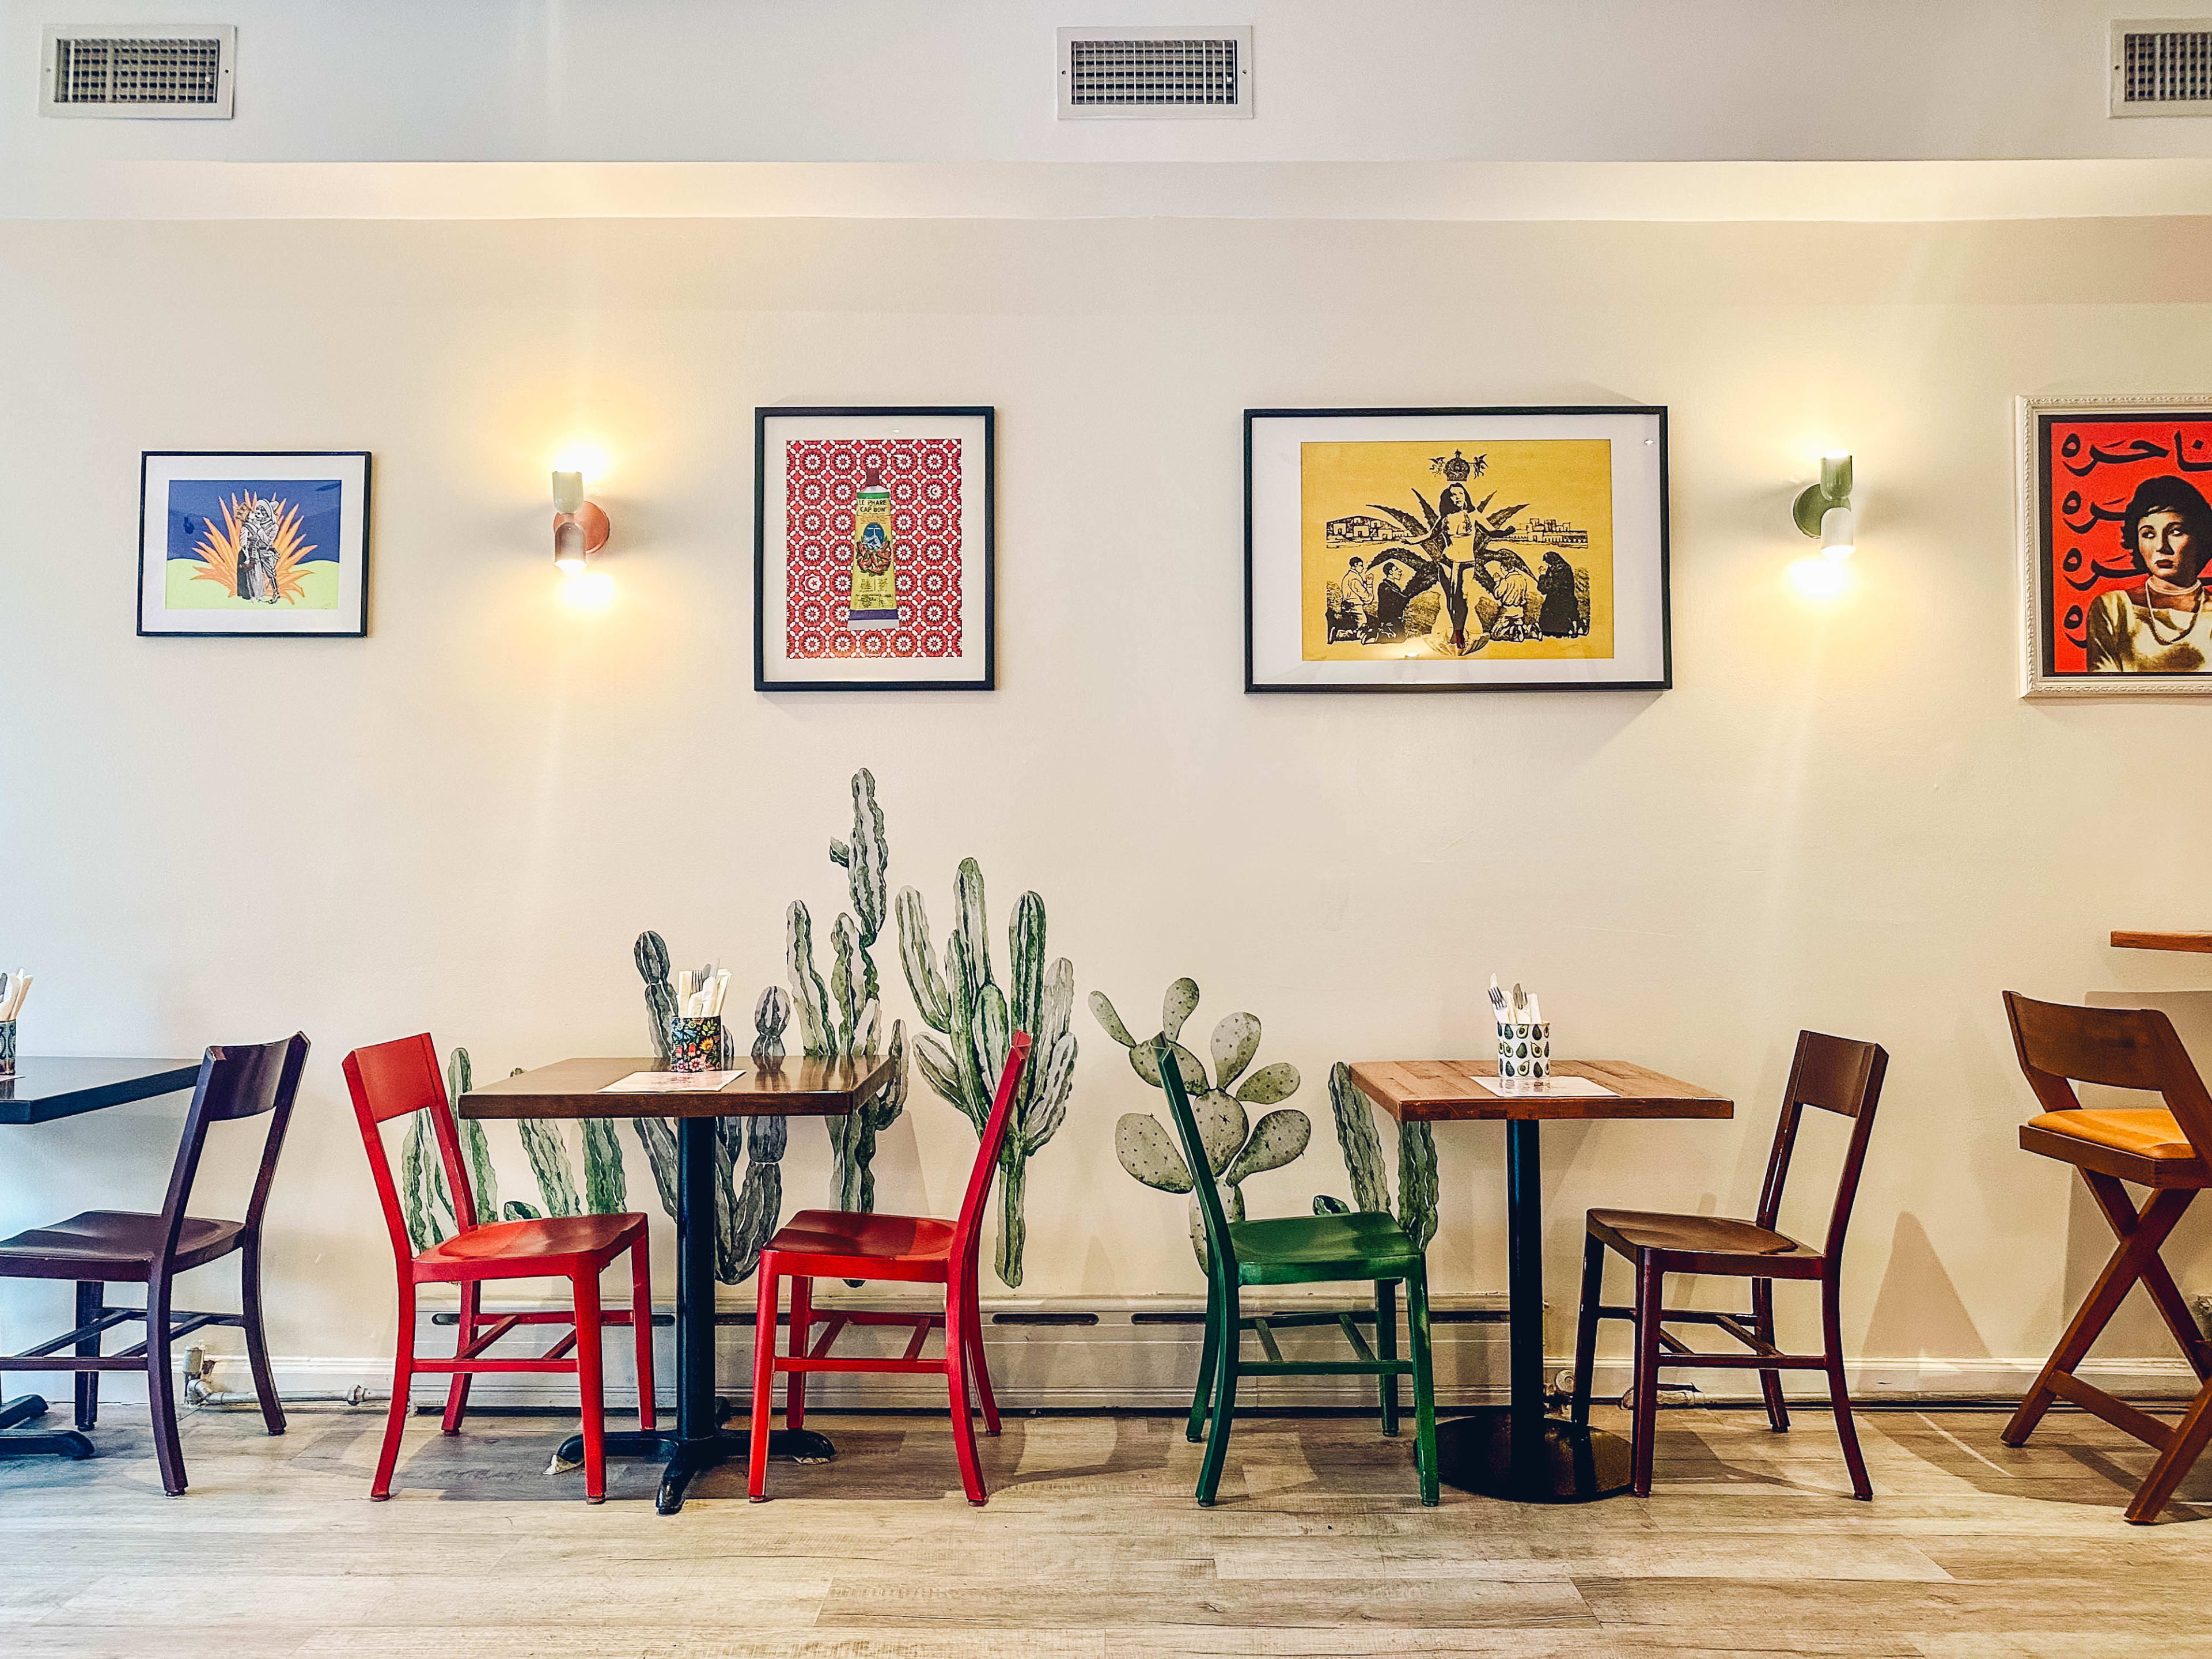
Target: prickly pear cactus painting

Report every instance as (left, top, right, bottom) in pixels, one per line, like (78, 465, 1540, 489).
(1092, 979, 1311, 1267)
(897, 857, 1077, 1288)
(1312, 1060, 1438, 1249)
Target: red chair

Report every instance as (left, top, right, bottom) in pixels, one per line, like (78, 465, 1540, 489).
(748, 1032, 1033, 1505)
(343, 1033, 656, 1503)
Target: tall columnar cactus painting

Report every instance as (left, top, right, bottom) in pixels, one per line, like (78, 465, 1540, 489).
(396, 1047, 626, 1253)
(1093, 978, 1311, 1266)
(896, 857, 1077, 1287)
(1313, 1060, 1438, 1249)
(786, 769, 910, 1214)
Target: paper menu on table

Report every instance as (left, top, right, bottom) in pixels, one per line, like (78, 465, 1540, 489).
(600, 1070, 745, 1093)
(1475, 1074, 1615, 1097)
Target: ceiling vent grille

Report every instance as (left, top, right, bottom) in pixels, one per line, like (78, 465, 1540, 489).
(1058, 25, 1253, 120)
(40, 26, 236, 119)
(2110, 19, 2212, 115)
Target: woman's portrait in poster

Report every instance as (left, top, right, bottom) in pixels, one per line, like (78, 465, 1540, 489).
(2085, 475, 2212, 673)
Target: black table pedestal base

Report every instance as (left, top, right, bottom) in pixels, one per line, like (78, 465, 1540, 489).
(1433, 1408, 1633, 1503)
(0, 1393, 95, 1463)
(551, 1425, 836, 1514)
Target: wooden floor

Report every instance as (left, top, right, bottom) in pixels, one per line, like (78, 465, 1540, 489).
(2, 1399, 2210, 1656)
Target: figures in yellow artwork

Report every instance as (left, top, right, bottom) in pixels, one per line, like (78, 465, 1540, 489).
(1303, 440, 1613, 662)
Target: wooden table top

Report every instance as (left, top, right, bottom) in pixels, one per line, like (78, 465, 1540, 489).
(0, 1056, 205, 1126)
(2112, 930, 2212, 955)
(1350, 1059, 1733, 1123)
(459, 1054, 893, 1120)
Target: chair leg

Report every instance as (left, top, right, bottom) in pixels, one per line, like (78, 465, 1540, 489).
(239, 1234, 285, 1437)
(1752, 1275, 1790, 1435)
(142, 1274, 188, 1497)
(1406, 1260, 1440, 1508)
(1819, 1275, 1870, 1501)
(962, 1272, 1001, 1437)
(1375, 1279, 1400, 1438)
(945, 1293, 988, 1505)
(73, 1281, 102, 1431)
(441, 1280, 479, 1435)
(1187, 1272, 1221, 1445)
(2004, 1184, 2193, 1448)
(2126, 1376, 2212, 1524)
(747, 1268, 779, 1501)
(372, 1279, 416, 1500)
(1630, 1254, 1664, 1499)
(629, 1238, 657, 1433)
(572, 1271, 607, 1504)
(785, 1276, 812, 1438)
(1195, 1285, 1240, 1507)
(1571, 1234, 1604, 1429)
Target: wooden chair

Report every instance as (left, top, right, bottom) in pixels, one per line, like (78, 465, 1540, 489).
(2001, 991, 2212, 1524)
(1159, 1040, 1440, 1507)
(1570, 1031, 1889, 1500)
(0, 1034, 308, 1495)
(747, 1033, 1032, 1505)
(343, 1033, 656, 1503)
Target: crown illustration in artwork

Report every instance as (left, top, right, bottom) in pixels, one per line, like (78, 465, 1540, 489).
(1442, 450, 1472, 482)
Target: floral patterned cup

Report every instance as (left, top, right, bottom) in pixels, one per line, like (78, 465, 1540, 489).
(1497, 1021, 1550, 1083)
(666, 1015, 724, 1073)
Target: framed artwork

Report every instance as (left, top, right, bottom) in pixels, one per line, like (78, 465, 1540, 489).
(137, 451, 370, 638)
(1244, 407, 1670, 692)
(754, 407, 994, 692)
(2019, 394, 2212, 697)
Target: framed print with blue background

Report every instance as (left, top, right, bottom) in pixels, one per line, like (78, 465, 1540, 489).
(138, 450, 371, 638)
(755, 407, 994, 692)
(1244, 407, 1669, 692)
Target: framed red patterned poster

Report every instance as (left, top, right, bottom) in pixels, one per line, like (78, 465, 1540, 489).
(755, 407, 994, 691)
(2021, 394, 2212, 697)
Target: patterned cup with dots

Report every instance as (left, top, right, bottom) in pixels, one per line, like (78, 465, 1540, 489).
(1497, 1021, 1550, 1083)
(0, 1019, 13, 1078)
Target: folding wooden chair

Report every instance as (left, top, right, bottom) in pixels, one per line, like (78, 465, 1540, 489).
(2002, 991, 2212, 1523)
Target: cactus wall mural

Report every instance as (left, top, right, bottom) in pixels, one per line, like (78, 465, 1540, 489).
(896, 856, 1077, 1288)
(1093, 978, 1312, 1266)
(1313, 1060, 1439, 1249)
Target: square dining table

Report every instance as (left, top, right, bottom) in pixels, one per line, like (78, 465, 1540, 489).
(459, 1053, 893, 1513)
(0, 1055, 205, 1463)
(1350, 1058, 1731, 1503)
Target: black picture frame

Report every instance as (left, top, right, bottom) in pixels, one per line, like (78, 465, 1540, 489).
(137, 450, 373, 639)
(754, 406, 995, 692)
(1243, 406, 1671, 694)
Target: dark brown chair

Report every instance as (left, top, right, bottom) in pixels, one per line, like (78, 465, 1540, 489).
(1570, 1031, 1889, 1499)
(0, 1035, 308, 1494)
(2001, 992, 2212, 1524)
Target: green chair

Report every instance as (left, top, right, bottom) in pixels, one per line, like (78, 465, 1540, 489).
(1156, 1041, 1440, 1505)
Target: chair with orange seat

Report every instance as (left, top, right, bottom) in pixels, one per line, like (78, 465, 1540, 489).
(342, 1033, 656, 1503)
(747, 1032, 1032, 1505)
(2002, 991, 2212, 1524)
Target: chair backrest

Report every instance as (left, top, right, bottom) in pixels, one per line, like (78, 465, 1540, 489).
(343, 1032, 475, 1266)
(157, 1032, 310, 1262)
(2005, 990, 2212, 1160)
(1156, 1040, 1236, 1281)
(952, 1032, 1034, 1272)
(1752, 1030, 1889, 1268)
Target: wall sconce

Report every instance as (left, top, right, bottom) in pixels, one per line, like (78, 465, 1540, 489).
(1793, 452, 1855, 559)
(551, 470, 611, 573)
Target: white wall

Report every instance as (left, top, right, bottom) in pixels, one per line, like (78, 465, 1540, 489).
(3, 0, 2206, 166)
(3, 210, 2211, 1393)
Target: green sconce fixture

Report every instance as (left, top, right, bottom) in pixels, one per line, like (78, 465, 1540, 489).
(1793, 452, 1855, 558)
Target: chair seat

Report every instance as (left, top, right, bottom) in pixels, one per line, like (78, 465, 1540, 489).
(0, 1210, 243, 1279)
(766, 1209, 956, 1266)
(1588, 1207, 1816, 1266)
(415, 1212, 645, 1277)
(2021, 1109, 2211, 1189)
(1228, 1210, 1421, 1285)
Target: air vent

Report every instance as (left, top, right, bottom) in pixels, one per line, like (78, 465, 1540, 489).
(1058, 25, 1253, 120)
(2110, 19, 2212, 115)
(40, 25, 236, 119)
